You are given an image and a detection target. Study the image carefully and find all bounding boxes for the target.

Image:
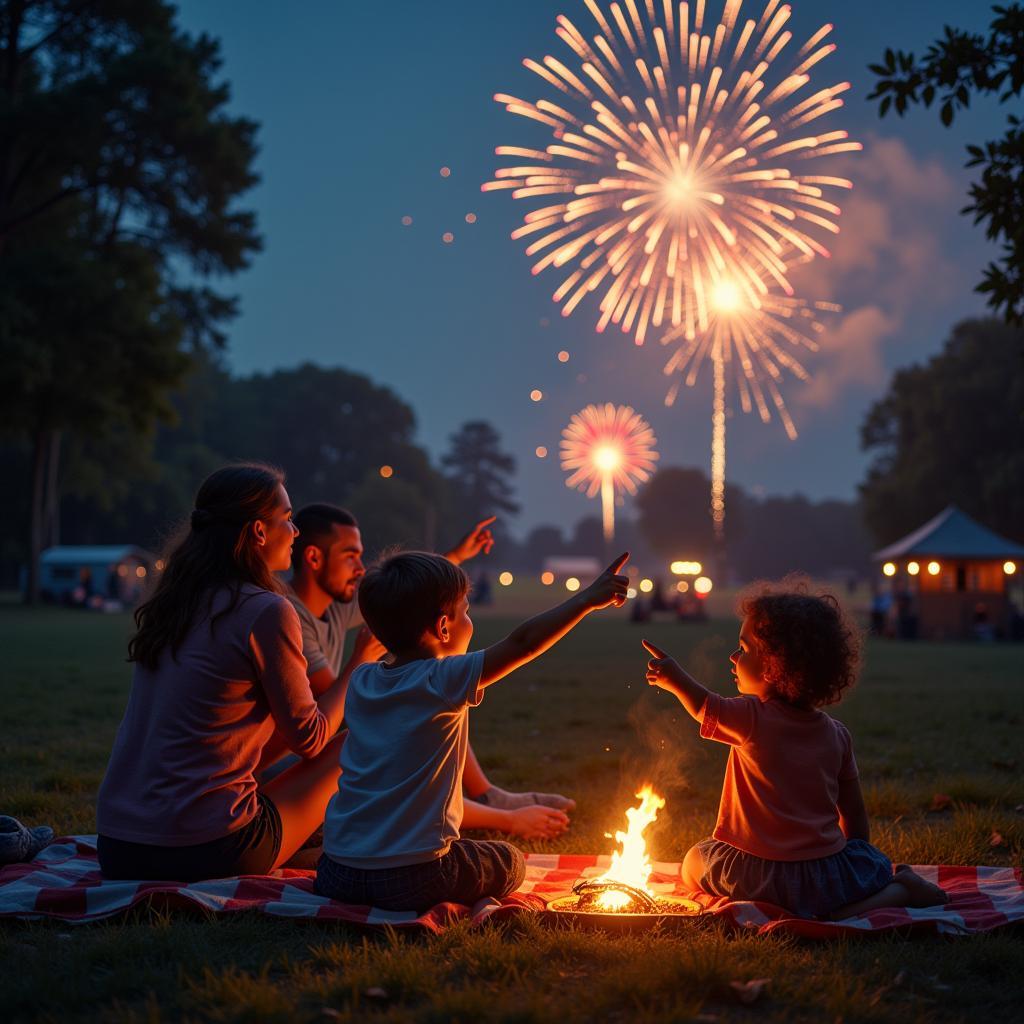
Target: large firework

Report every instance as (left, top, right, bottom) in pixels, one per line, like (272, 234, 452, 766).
(561, 403, 659, 543)
(485, 0, 856, 536)
(484, 0, 857, 345)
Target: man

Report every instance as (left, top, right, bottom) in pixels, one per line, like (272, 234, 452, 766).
(285, 504, 575, 840)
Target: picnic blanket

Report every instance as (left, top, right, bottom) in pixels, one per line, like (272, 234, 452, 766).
(1, 837, 1020, 938)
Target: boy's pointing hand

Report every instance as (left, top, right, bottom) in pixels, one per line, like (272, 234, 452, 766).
(642, 639, 684, 694)
(583, 551, 631, 610)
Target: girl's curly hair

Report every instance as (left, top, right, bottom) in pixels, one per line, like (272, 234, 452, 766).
(738, 575, 862, 708)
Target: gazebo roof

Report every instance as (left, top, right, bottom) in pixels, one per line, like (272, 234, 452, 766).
(873, 506, 1024, 561)
(40, 545, 153, 566)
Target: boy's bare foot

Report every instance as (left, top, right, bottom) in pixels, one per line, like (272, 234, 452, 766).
(480, 785, 576, 813)
(893, 865, 948, 907)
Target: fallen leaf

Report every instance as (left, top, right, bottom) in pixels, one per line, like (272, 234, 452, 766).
(729, 978, 771, 1004)
(929, 793, 952, 812)
(989, 831, 1007, 848)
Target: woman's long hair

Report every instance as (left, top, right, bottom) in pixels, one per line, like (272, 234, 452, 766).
(128, 463, 287, 670)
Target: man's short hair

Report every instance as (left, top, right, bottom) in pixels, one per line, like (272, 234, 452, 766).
(358, 551, 469, 653)
(292, 503, 359, 566)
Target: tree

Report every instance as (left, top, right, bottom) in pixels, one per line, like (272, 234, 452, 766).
(869, 5, 1024, 321)
(441, 421, 519, 526)
(635, 467, 745, 565)
(0, 0, 261, 599)
(859, 318, 1024, 545)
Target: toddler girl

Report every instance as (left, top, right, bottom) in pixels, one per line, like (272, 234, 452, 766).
(642, 579, 948, 919)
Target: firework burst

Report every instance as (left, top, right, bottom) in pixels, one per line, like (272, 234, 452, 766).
(484, 0, 859, 346)
(561, 403, 659, 543)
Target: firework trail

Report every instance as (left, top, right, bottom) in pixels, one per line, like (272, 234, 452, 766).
(561, 403, 659, 543)
(486, 0, 856, 537)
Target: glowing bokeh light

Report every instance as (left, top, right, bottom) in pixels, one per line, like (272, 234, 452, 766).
(541, 571, 555, 585)
(676, 580, 689, 593)
(442, 231, 454, 243)
(379, 465, 394, 478)
(465, 212, 477, 223)
(565, 576, 581, 592)
(557, 349, 570, 362)
(927, 561, 941, 576)
(401, 215, 413, 226)
(136, 566, 147, 579)
(530, 388, 544, 401)
(627, 587, 638, 599)
(440, 166, 451, 178)
(561, 403, 658, 543)
(882, 562, 896, 577)
(694, 576, 713, 595)
(639, 578, 654, 593)
(907, 561, 920, 576)
(499, 571, 514, 586)
(536, 445, 548, 458)
(1005, 561, 1017, 575)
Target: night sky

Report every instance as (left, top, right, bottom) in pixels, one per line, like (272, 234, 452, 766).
(174, 0, 1005, 533)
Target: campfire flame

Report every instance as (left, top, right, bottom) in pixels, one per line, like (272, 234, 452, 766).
(593, 785, 666, 910)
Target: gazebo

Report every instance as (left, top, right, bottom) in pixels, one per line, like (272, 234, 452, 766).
(873, 506, 1024, 640)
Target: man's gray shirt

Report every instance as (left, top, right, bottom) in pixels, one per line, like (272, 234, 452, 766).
(285, 586, 363, 679)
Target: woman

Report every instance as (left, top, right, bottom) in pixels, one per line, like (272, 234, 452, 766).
(97, 464, 347, 880)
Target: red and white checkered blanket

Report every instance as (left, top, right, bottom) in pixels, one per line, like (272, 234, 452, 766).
(1, 838, 1020, 937)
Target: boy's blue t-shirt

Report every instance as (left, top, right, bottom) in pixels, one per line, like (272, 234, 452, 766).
(323, 650, 485, 868)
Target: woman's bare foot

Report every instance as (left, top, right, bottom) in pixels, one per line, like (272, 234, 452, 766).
(893, 865, 948, 907)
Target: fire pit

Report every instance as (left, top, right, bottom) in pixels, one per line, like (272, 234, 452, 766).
(539, 786, 704, 932)
(543, 879, 702, 932)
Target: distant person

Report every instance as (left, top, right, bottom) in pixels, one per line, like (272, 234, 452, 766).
(96, 464, 346, 881)
(473, 570, 493, 607)
(315, 551, 629, 912)
(641, 578, 948, 920)
(282, 505, 573, 841)
(869, 586, 890, 637)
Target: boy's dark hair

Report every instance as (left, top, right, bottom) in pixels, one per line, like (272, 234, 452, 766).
(738, 575, 862, 709)
(292, 503, 359, 567)
(358, 551, 469, 653)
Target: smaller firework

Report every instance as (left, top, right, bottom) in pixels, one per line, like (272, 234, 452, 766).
(561, 403, 659, 543)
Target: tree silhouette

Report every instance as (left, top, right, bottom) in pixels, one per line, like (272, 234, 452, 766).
(869, 5, 1024, 321)
(441, 421, 519, 527)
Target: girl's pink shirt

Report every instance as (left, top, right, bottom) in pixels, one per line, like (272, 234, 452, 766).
(97, 586, 336, 846)
(700, 692, 859, 861)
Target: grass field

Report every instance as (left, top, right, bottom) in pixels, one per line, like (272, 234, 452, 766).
(1, 599, 1022, 1023)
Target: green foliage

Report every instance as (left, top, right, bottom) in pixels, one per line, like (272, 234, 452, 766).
(858, 318, 1024, 545)
(868, 5, 1024, 321)
(0, 603, 1021, 1022)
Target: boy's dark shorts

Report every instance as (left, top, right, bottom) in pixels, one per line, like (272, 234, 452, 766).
(97, 793, 283, 882)
(315, 838, 525, 912)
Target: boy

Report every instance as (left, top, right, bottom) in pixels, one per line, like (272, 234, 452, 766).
(315, 550, 629, 911)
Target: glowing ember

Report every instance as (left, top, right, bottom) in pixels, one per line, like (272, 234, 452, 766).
(592, 784, 666, 909)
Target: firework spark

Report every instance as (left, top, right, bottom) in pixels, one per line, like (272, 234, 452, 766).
(561, 403, 659, 543)
(660, 267, 840, 531)
(484, 0, 858, 346)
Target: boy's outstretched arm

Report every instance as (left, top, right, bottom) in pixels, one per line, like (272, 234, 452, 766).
(642, 640, 711, 722)
(479, 553, 630, 687)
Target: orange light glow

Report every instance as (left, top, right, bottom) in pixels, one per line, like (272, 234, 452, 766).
(639, 578, 653, 593)
(535, 445, 548, 458)
(442, 231, 454, 243)
(557, 350, 570, 363)
(927, 561, 941, 576)
(565, 577, 580, 592)
(694, 576, 713, 595)
(882, 562, 896, 577)
(676, 580, 689, 593)
(439, 166, 451, 178)
(907, 561, 920, 576)
(541, 571, 555, 585)
(530, 389, 543, 402)
(1005, 561, 1017, 575)
(401, 215, 412, 226)
(379, 465, 393, 478)
(135, 566, 147, 579)
(592, 785, 666, 909)
(499, 571, 514, 586)
(465, 212, 477, 223)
